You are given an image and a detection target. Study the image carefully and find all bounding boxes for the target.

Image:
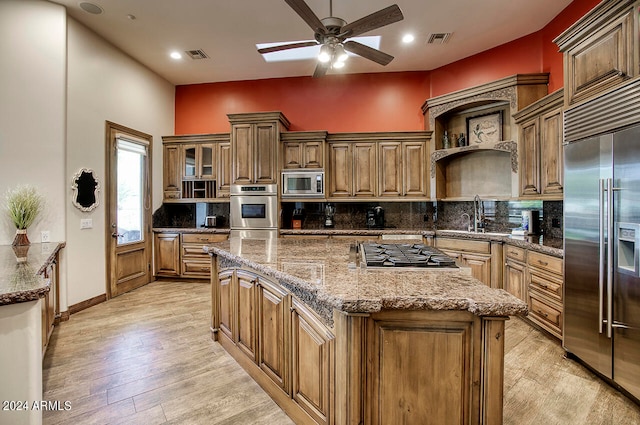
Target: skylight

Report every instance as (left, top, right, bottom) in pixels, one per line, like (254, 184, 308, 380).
(257, 36, 381, 62)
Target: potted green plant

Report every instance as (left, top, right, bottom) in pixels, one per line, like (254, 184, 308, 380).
(4, 185, 44, 246)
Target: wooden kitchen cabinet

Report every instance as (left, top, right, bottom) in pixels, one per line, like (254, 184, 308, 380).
(236, 270, 258, 362)
(352, 142, 377, 197)
(154, 232, 180, 277)
(217, 142, 231, 197)
(504, 244, 528, 303)
(41, 255, 60, 355)
(229, 112, 290, 184)
(213, 266, 335, 424)
(555, 0, 638, 106)
(527, 251, 563, 339)
(257, 277, 290, 393)
(326, 133, 429, 200)
(281, 131, 327, 169)
(291, 298, 334, 424)
(514, 89, 564, 199)
(162, 134, 230, 202)
(163, 144, 181, 200)
(435, 237, 492, 287)
(181, 233, 228, 278)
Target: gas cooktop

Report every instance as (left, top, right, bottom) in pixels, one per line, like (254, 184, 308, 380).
(360, 243, 457, 268)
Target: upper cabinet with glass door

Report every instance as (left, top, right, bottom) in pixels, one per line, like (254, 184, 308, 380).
(162, 134, 231, 203)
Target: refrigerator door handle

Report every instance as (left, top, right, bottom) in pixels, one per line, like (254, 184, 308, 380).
(607, 177, 614, 339)
(599, 178, 606, 334)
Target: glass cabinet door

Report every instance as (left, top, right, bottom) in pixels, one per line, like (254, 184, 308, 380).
(183, 146, 196, 178)
(200, 145, 214, 178)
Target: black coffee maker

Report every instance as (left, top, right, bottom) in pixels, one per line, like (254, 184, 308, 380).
(366, 206, 385, 228)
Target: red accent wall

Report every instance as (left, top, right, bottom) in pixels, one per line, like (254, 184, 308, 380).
(175, 72, 430, 134)
(175, 0, 602, 134)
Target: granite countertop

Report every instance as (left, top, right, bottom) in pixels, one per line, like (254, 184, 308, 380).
(279, 228, 563, 257)
(206, 236, 527, 325)
(153, 227, 231, 234)
(0, 242, 65, 306)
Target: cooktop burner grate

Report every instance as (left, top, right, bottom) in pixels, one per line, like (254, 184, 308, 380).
(360, 243, 457, 268)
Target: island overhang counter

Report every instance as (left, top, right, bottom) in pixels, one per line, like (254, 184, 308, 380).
(206, 236, 527, 425)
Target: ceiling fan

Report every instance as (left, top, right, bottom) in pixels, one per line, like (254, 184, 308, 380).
(258, 0, 404, 77)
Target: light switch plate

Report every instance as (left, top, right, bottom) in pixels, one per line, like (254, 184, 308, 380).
(41, 230, 50, 242)
(80, 218, 93, 229)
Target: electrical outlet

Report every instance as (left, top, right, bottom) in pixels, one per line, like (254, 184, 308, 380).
(41, 230, 50, 243)
(552, 218, 561, 228)
(80, 218, 93, 229)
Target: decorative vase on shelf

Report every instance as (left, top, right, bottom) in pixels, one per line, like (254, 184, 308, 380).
(12, 228, 30, 246)
(442, 131, 450, 149)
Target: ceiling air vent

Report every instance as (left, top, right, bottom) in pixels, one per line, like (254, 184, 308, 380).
(427, 33, 452, 44)
(185, 49, 209, 60)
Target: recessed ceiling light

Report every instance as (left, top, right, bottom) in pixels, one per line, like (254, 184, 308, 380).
(402, 34, 415, 44)
(170, 51, 182, 60)
(79, 2, 103, 15)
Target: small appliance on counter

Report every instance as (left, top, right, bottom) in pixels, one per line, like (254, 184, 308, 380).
(292, 208, 303, 230)
(203, 215, 224, 228)
(511, 210, 539, 235)
(324, 204, 335, 228)
(366, 206, 385, 229)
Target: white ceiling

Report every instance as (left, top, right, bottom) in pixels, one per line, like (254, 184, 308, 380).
(49, 0, 573, 86)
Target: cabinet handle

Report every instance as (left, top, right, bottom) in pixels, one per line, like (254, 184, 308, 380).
(537, 260, 548, 266)
(537, 309, 548, 318)
(538, 283, 548, 289)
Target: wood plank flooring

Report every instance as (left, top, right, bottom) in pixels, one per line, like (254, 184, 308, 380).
(42, 280, 640, 425)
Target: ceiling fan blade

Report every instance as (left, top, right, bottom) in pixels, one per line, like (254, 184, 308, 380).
(340, 4, 404, 38)
(258, 41, 318, 54)
(285, 0, 327, 34)
(313, 61, 330, 78)
(344, 41, 394, 66)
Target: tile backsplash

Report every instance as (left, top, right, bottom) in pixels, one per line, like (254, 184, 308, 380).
(155, 199, 563, 238)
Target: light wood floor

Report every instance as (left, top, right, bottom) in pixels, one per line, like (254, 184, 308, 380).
(42, 280, 640, 425)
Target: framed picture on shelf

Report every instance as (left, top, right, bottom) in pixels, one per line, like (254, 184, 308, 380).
(467, 111, 502, 144)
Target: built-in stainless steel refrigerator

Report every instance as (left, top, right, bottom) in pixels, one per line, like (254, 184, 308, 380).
(564, 122, 640, 402)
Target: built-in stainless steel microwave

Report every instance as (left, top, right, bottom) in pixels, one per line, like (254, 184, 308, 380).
(281, 170, 324, 198)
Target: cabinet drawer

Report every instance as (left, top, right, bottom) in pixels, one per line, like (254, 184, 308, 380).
(505, 245, 526, 262)
(528, 292, 562, 338)
(182, 260, 211, 276)
(529, 269, 563, 302)
(182, 243, 208, 258)
(527, 251, 562, 275)
(182, 233, 228, 244)
(435, 238, 490, 254)
(164, 190, 181, 199)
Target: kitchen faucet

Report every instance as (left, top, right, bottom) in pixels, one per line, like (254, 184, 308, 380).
(461, 213, 472, 232)
(473, 194, 485, 233)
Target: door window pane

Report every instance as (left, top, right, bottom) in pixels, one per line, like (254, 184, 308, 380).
(117, 146, 144, 244)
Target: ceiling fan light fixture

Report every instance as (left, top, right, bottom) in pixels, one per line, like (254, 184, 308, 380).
(332, 60, 345, 69)
(318, 44, 332, 62)
(334, 44, 348, 62)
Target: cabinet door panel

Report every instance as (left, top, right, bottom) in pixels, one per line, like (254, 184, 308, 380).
(255, 123, 277, 183)
(541, 108, 563, 195)
(163, 144, 181, 199)
(379, 143, 402, 197)
(461, 253, 491, 287)
(403, 142, 427, 197)
(217, 142, 231, 197)
(520, 118, 540, 196)
(283, 142, 302, 169)
(199, 144, 215, 179)
(291, 299, 333, 424)
(258, 278, 290, 393)
(328, 143, 352, 197)
(154, 233, 180, 276)
(504, 259, 527, 302)
(303, 141, 323, 168)
(219, 271, 234, 341)
(353, 143, 377, 197)
(182, 145, 197, 179)
(232, 124, 253, 184)
(237, 271, 257, 362)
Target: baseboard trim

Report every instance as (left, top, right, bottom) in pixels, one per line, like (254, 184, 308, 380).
(69, 294, 107, 315)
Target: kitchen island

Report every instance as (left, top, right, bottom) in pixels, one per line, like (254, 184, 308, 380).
(207, 236, 527, 425)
